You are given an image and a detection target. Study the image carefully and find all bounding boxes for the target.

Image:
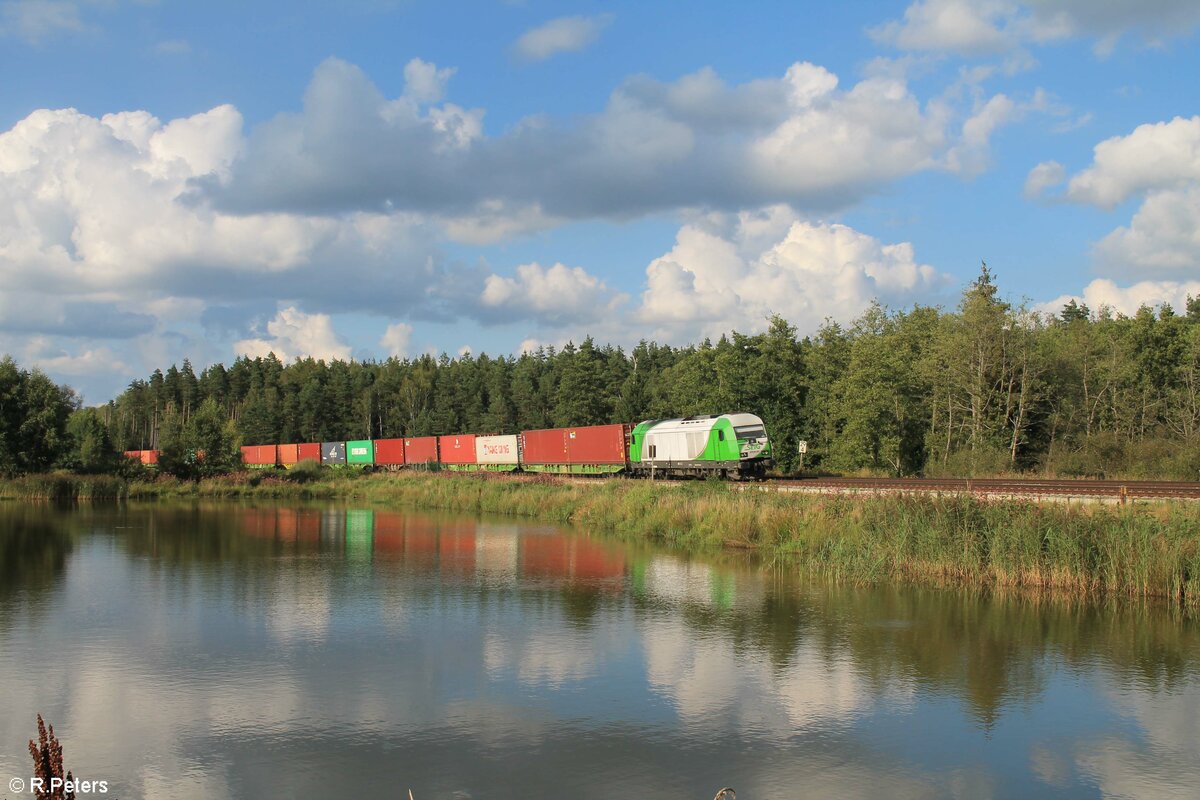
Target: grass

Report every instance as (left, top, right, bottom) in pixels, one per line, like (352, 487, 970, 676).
(4, 469, 1200, 603)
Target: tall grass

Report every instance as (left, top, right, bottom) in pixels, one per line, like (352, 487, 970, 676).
(0, 473, 129, 501)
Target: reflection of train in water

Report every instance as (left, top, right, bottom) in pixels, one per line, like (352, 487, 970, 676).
(125, 412, 774, 480)
(230, 507, 763, 610)
(235, 507, 629, 585)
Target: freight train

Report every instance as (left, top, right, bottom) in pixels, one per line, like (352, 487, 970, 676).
(124, 412, 774, 480)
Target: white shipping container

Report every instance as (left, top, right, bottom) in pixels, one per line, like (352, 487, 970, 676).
(475, 434, 520, 465)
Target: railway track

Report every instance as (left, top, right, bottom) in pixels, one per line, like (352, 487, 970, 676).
(765, 476, 1200, 501)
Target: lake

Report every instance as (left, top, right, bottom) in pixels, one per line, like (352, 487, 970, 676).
(1, 502, 1198, 799)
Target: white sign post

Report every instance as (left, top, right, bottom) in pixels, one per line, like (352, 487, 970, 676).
(798, 440, 807, 472)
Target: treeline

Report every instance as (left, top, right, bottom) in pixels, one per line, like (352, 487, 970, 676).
(100, 268, 1200, 479)
(5, 268, 1200, 479)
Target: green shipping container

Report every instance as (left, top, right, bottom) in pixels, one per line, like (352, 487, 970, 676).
(346, 439, 374, 465)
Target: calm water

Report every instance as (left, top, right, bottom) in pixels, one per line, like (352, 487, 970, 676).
(1, 503, 1198, 799)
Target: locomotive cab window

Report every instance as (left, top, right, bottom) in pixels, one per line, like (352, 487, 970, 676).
(734, 425, 765, 440)
(718, 430, 725, 441)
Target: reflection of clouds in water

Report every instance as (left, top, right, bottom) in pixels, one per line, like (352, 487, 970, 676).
(744, 759, 946, 800)
(475, 526, 520, 582)
(641, 618, 896, 733)
(1075, 677, 1200, 799)
(1029, 744, 1073, 788)
(265, 569, 331, 645)
(140, 766, 230, 800)
(642, 557, 764, 610)
(484, 623, 626, 687)
(0, 657, 309, 799)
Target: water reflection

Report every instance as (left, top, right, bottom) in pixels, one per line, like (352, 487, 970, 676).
(0, 503, 1198, 799)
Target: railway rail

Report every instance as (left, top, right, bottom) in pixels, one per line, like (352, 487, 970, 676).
(765, 476, 1200, 501)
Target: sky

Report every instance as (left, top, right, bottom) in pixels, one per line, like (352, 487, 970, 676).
(2, 0, 1200, 402)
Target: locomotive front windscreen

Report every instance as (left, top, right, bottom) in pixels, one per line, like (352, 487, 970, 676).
(734, 425, 766, 440)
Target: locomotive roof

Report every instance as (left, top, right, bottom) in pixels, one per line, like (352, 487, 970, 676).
(638, 412, 765, 433)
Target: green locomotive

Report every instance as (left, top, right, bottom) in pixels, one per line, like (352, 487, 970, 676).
(629, 413, 772, 479)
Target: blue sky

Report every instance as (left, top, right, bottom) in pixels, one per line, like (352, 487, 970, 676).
(2, 0, 1199, 401)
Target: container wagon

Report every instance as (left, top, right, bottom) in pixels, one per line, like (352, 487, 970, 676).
(241, 444, 279, 468)
(321, 441, 347, 465)
(404, 436, 439, 469)
(520, 424, 630, 475)
(123, 449, 159, 465)
(374, 438, 406, 470)
(347, 440, 374, 466)
(438, 434, 477, 471)
(475, 434, 521, 472)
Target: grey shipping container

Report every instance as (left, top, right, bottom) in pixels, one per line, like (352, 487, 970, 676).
(321, 441, 347, 465)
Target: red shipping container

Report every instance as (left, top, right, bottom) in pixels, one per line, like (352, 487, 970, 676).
(279, 444, 300, 465)
(404, 436, 439, 466)
(374, 438, 406, 466)
(126, 450, 159, 465)
(438, 434, 477, 465)
(297, 443, 321, 463)
(520, 424, 629, 466)
(241, 445, 279, 466)
(565, 424, 629, 465)
(519, 428, 569, 465)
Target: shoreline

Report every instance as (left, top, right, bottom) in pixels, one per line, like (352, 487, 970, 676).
(3, 470, 1200, 605)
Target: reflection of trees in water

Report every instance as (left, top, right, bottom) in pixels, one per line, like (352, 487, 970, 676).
(618, 547, 1200, 727)
(673, 579, 1200, 727)
(0, 504, 77, 596)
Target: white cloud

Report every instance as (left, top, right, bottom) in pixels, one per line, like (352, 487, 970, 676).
(208, 57, 1003, 222)
(1057, 117, 1200, 277)
(402, 57, 456, 104)
(480, 262, 625, 326)
(636, 206, 953, 341)
(872, 0, 1200, 56)
(0, 0, 83, 42)
(153, 39, 191, 56)
(233, 307, 352, 363)
(1024, 160, 1065, 198)
(1040, 278, 1200, 317)
(1065, 116, 1200, 208)
(380, 322, 413, 358)
(1093, 189, 1200, 275)
(26, 342, 129, 377)
(945, 92, 1017, 175)
(512, 14, 612, 62)
(0, 99, 454, 329)
(870, 0, 1018, 54)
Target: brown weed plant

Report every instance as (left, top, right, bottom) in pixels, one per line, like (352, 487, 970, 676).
(28, 715, 75, 800)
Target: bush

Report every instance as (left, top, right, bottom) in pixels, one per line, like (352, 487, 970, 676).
(282, 459, 323, 484)
(926, 446, 1013, 478)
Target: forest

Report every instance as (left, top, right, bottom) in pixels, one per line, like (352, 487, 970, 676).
(4, 268, 1200, 479)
